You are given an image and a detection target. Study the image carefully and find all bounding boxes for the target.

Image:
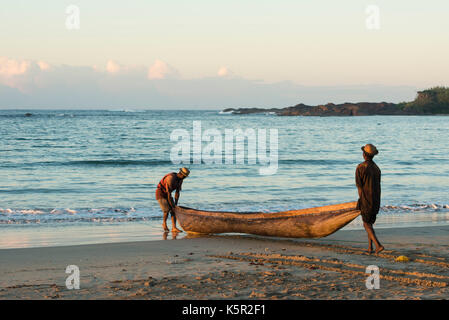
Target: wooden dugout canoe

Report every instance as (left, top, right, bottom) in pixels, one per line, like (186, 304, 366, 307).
(174, 201, 360, 238)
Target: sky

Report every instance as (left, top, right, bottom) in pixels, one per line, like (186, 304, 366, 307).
(1, 0, 449, 109)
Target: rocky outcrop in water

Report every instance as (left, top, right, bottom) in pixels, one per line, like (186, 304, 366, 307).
(222, 87, 449, 116)
(224, 102, 406, 116)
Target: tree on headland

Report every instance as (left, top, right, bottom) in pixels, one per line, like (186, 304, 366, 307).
(399, 86, 449, 114)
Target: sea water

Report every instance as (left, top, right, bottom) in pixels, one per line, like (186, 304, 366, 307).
(1, 109, 448, 248)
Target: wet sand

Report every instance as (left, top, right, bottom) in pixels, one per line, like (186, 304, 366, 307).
(0, 225, 448, 299)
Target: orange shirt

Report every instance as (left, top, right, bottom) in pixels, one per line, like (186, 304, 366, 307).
(155, 172, 183, 200)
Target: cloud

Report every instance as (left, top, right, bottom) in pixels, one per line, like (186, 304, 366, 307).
(0, 56, 418, 109)
(147, 59, 179, 79)
(217, 66, 233, 77)
(0, 57, 31, 76)
(0, 57, 52, 92)
(106, 60, 122, 73)
(37, 61, 50, 71)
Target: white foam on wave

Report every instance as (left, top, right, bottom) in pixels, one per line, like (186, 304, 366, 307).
(382, 203, 449, 212)
(20, 209, 45, 215)
(50, 208, 78, 215)
(108, 109, 146, 113)
(0, 206, 161, 225)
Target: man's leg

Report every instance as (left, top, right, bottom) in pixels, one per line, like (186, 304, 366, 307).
(363, 222, 384, 254)
(170, 209, 182, 233)
(368, 237, 373, 254)
(158, 198, 170, 232)
(162, 211, 169, 232)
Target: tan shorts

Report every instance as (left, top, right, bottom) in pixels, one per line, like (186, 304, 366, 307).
(157, 198, 172, 215)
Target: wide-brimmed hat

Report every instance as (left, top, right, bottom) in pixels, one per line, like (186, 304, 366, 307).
(361, 144, 379, 156)
(179, 167, 190, 177)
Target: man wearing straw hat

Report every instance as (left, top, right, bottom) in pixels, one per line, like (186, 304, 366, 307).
(356, 144, 384, 254)
(156, 167, 190, 232)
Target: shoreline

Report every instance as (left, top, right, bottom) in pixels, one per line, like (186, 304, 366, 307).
(1, 224, 448, 299)
(2, 217, 449, 250)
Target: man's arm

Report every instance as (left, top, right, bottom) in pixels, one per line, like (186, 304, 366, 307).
(355, 165, 363, 198)
(378, 169, 381, 196)
(165, 184, 175, 210)
(175, 179, 183, 205)
(174, 189, 180, 205)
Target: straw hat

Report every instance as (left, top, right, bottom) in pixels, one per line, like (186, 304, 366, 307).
(179, 167, 190, 177)
(361, 144, 379, 156)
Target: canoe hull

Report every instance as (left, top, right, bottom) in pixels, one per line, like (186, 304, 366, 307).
(174, 201, 360, 238)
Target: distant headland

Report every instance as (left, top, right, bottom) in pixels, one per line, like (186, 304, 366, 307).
(222, 87, 449, 116)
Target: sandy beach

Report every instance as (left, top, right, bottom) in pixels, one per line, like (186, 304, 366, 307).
(0, 225, 448, 300)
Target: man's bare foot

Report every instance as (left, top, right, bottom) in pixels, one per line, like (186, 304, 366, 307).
(172, 227, 182, 233)
(162, 223, 169, 232)
(375, 246, 384, 254)
(367, 248, 373, 254)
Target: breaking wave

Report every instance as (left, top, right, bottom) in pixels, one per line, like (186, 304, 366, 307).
(0, 207, 161, 225)
(1, 202, 448, 226)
